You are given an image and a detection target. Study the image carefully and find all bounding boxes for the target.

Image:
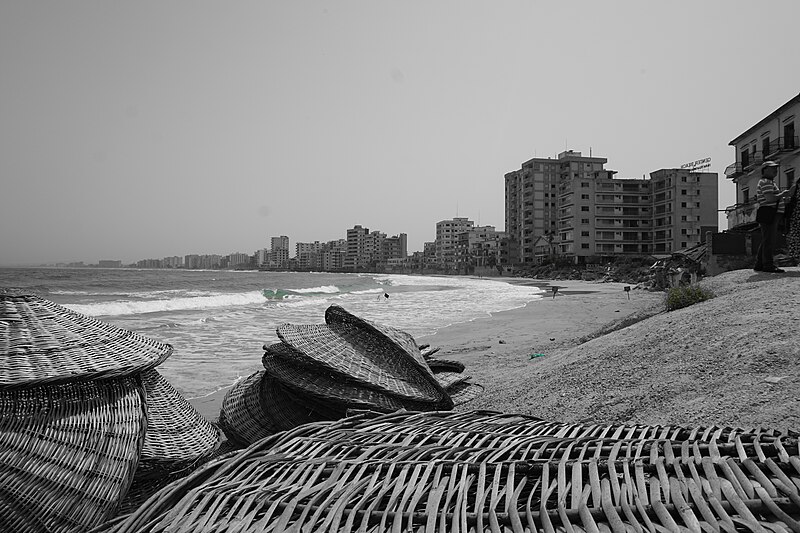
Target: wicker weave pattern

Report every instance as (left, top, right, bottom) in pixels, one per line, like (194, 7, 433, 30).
(136, 368, 221, 474)
(93, 410, 800, 533)
(275, 305, 451, 408)
(0, 377, 146, 533)
(262, 345, 409, 412)
(217, 371, 277, 446)
(0, 289, 172, 389)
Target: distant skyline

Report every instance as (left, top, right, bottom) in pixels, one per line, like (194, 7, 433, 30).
(2, 1, 800, 265)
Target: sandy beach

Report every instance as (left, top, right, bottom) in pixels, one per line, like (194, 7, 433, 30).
(188, 279, 664, 422)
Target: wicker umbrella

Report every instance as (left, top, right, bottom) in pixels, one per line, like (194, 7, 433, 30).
(0, 377, 146, 533)
(218, 370, 330, 447)
(0, 288, 171, 389)
(274, 305, 452, 409)
(90, 410, 800, 533)
(117, 369, 222, 514)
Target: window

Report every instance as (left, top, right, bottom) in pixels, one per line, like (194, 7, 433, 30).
(681, 176, 687, 182)
(741, 147, 750, 167)
(742, 188, 750, 203)
(681, 242, 687, 248)
(695, 202, 700, 207)
(581, 231, 589, 237)
(581, 182, 589, 188)
(581, 194, 589, 200)
(581, 243, 590, 249)
(681, 228, 687, 235)
(581, 206, 590, 212)
(762, 136, 770, 156)
(581, 218, 589, 224)
(681, 215, 687, 221)
(785, 122, 795, 149)
(681, 189, 687, 195)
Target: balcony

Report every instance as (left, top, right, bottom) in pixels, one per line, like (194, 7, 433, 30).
(725, 201, 758, 229)
(724, 162, 743, 179)
(763, 136, 800, 158)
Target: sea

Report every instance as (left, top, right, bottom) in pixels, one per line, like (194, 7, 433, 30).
(0, 268, 545, 400)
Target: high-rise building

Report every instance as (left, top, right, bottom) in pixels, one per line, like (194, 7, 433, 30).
(345, 225, 370, 270)
(227, 252, 251, 269)
(505, 150, 611, 264)
(650, 169, 718, 254)
(505, 150, 718, 264)
(454, 225, 507, 271)
(435, 217, 474, 268)
(383, 233, 407, 261)
(271, 236, 289, 252)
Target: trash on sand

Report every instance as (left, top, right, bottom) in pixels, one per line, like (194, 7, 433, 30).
(529, 353, 545, 360)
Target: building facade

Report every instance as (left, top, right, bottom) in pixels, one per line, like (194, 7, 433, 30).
(505, 150, 719, 264)
(725, 93, 799, 230)
(650, 169, 718, 254)
(506, 151, 610, 264)
(435, 217, 474, 268)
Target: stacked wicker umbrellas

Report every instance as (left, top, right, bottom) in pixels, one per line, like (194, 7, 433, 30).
(94, 409, 800, 533)
(0, 288, 221, 532)
(218, 305, 484, 447)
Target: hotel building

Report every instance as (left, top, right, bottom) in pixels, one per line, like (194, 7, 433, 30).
(505, 150, 718, 264)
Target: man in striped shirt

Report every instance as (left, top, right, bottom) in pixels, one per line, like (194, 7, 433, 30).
(755, 161, 791, 273)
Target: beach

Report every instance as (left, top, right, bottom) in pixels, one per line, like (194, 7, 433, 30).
(188, 280, 664, 421)
(190, 268, 800, 434)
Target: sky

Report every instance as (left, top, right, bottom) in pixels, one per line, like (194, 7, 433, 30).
(2, 1, 800, 265)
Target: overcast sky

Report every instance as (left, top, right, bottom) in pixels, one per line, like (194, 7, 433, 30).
(2, 1, 799, 265)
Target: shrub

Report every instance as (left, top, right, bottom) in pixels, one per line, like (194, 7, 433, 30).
(664, 285, 714, 311)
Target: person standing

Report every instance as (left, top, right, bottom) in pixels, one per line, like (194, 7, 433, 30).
(754, 161, 791, 273)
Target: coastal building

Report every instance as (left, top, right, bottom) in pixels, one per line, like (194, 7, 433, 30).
(98, 260, 121, 268)
(505, 150, 612, 264)
(255, 248, 269, 268)
(383, 233, 408, 261)
(266, 236, 290, 269)
(227, 252, 251, 269)
(505, 150, 719, 264)
(162, 256, 183, 269)
(725, 92, 799, 230)
(435, 217, 474, 268)
(271, 236, 289, 253)
(345, 225, 370, 270)
(650, 169, 718, 254)
(454, 225, 507, 272)
(320, 239, 347, 271)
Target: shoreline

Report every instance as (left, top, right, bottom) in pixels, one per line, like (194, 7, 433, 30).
(188, 279, 664, 422)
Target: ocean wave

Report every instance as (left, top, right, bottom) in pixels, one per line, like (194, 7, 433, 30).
(262, 285, 340, 300)
(350, 288, 385, 295)
(64, 291, 267, 317)
(290, 285, 339, 294)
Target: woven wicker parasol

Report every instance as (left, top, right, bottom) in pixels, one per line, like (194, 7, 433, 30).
(136, 368, 221, 475)
(217, 370, 276, 446)
(90, 410, 800, 533)
(0, 288, 172, 389)
(0, 376, 146, 533)
(117, 369, 222, 514)
(274, 305, 452, 409)
(218, 370, 330, 447)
